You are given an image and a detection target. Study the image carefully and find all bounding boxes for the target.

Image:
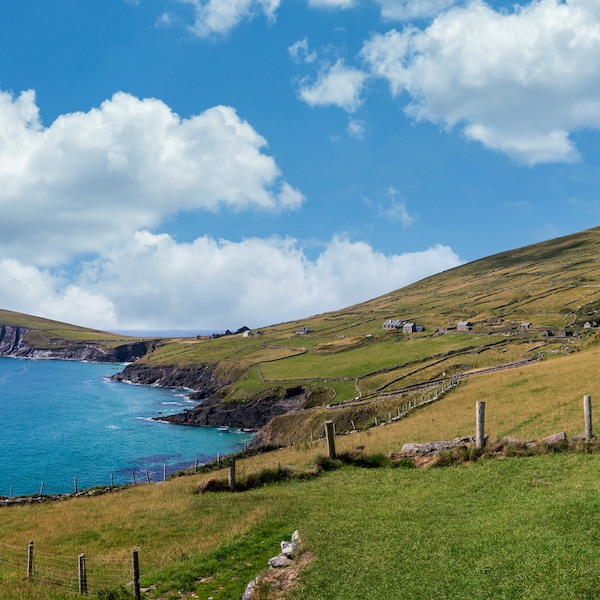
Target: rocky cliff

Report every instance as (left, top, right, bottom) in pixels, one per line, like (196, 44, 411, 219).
(158, 385, 309, 431)
(0, 324, 154, 363)
(110, 362, 220, 397)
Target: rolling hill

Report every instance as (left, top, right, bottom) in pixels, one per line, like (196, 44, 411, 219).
(2, 226, 600, 443)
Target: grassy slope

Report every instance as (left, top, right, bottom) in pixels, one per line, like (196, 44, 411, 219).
(130, 226, 600, 422)
(2, 227, 600, 598)
(0, 308, 135, 349)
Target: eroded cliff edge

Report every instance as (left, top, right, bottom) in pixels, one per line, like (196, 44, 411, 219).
(0, 324, 154, 363)
(111, 361, 310, 433)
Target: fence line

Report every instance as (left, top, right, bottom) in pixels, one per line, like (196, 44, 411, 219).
(0, 541, 137, 597)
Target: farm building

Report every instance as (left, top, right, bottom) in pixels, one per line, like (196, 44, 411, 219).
(382, 319, 404, 330)
(457, 321, 473, 332)
(403, 322, 416, 333)
(296, 327, 313, 335)
(520, 322, 532, 330)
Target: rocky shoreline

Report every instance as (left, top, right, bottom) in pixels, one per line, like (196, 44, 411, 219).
(0, 323, 305, 441)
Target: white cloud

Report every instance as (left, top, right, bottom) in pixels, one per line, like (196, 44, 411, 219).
(0, 88, 303, 266)
(0, 232, 460, 330)
(378, 187, 415, 226)
(374, 0, 458, 21)
(298, 59, 368, 112)
(361, 0, 600, 164)
(0, 259, 117, 330)
(347, 118, 366, 139)
(288, 37, 317, 64)
(181, 0, 280, 37)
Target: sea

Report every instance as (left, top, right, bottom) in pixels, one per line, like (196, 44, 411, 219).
(0, 353, 253, 497)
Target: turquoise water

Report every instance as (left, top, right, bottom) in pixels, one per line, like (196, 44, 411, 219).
(0, 357, 253, 496)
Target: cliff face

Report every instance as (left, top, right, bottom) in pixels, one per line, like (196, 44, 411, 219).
(158, 385, 309, 431)
(110, 363, 219, 396)
(0, 324, 153, 363)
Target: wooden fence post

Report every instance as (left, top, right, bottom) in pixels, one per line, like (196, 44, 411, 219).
(228, 460, 236, 491)
(132, 549, 141, 600)
(78, 553, 88, 595)
(146, 471, 151, 486)
(584, 395, 593, 440)
(325, 420, 336, 459)
(476, 401, 486, 449)
(27, 541, 34, 580)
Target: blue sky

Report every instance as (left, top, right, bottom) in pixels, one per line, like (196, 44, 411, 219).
(0, 0, 599, 330)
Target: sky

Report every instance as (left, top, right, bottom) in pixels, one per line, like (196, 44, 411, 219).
(1, 0, 600, 331)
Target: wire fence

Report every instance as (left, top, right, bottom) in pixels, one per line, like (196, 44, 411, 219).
(0, 541, 139, 597)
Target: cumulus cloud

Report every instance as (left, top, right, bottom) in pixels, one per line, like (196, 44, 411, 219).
(0, 89, 303, 266)
(298, 59, 368, 112)
(361, 0, 600, 164)
(0, 259, 117, 330)
(181, 0, 280, 37)
(0, 233, 461, 330)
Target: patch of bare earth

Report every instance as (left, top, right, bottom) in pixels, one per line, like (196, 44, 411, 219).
(256, 551, 314, 599)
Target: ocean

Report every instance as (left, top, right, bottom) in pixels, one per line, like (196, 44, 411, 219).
(0, 356, 253, 496)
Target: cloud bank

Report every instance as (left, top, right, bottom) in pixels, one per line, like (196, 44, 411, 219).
(0, 235, 461, 330)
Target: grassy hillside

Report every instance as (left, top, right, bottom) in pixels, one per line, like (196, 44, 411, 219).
(2, 226, 600, 598)
(133, 226, 600, 438)
(0, 308, 134, 347)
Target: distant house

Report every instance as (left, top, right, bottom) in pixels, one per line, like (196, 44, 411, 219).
(402, 322, 416, 333)
(558, 329, 573, 338)
(457, 321, 473, 332)
(542, 330, 554, 337)
(243, 330, 253, 337)
(520, 322, 532, 330)
(296, 327, 313, 335)
(382, 319, 404, 330)
(415, 325, 425, 333)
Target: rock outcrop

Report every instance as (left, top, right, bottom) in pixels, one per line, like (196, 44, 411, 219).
(110, 362, 220, 395)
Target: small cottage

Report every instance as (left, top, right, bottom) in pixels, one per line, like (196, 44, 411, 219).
(296, 327, 313, 335)
(520, 322, 532, 330)
(382, 319, 404, 330)
(457, 321, 473, 332)
(402, 322, 416, 333)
